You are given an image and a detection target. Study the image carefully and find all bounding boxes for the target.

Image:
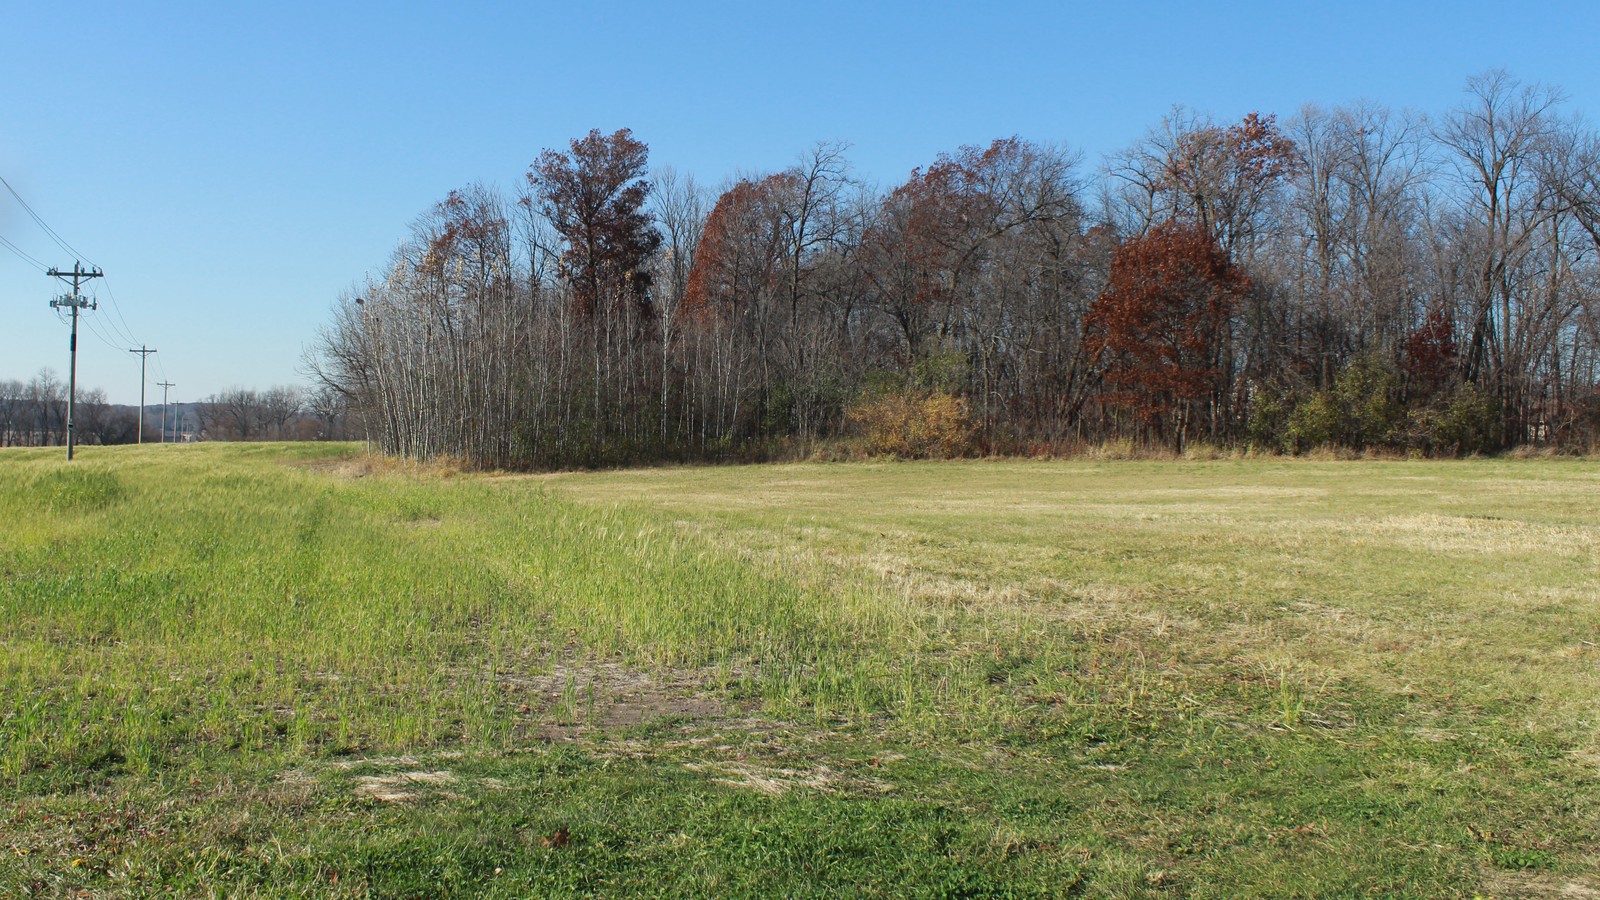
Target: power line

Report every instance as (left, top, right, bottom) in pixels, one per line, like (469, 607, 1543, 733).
(4, 174, 140, 339)
(97, 278, 143, 346)
(8, 176, 168, 408)
(85, 282, 141, 347)
(81, 311, 130, 354)
(0, 233, 48, 271)
(1, 174, 93, 265)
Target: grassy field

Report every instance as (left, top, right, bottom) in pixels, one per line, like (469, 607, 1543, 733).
(1, 443, 1596, 897)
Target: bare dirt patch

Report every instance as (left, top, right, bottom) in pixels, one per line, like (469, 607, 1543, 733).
(495, 661, 738, 737)
(287, 453, 471, 480)
(353, 770, 458, 803)
(680, 759, 897, 796)
(1485, 870, 1600, 899)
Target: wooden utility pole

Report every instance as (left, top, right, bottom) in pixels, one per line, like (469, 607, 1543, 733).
(47, 262, 104, 460)
(157, 381, 175, 443)
(129, 345, 157, 443)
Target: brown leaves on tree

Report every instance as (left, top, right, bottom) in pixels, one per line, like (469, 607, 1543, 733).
(1402, 309, 1458, 394)
(422, 188, 511, 285)
(684, 174, 797, 318)
(858, 137, 1080, 356)
(863, 137, 1076, 309)
(868, 153, 992, 307)
(1088, 222, 1249, 448)
(1121, 110, 1299, 254)
(528, 128, 663, 318)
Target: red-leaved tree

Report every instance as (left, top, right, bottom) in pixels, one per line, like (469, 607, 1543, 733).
(684, 174, 793, 317)
(1088, 222, 1249, 450)
(528, 128, 662, 319)
(1401, 309, 1458, 399)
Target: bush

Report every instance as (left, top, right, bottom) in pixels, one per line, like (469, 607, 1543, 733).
(1433, 382, 1500, 455)
(1285, 390, 1341, 452)
(1398, 381, 1501, 456)
(1283, 354, 1404, 452)
(847, 389, 976, 459)
(1244, 384, 1293, 452)
(1335, 354, 1404, 446)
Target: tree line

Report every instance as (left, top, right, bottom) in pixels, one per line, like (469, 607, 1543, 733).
(0, 370, 137, 447)
(311, 71, 1600, 467)
(192, 386, 350, 442)
(0, 374, 352, 446)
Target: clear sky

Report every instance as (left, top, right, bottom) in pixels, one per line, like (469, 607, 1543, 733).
(3, 0, 1597, 405)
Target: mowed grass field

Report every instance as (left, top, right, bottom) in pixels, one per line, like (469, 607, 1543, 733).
(1, 443, 1596, 898)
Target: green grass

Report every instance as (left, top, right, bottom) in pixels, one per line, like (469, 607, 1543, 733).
(2, 444, 1597, 897)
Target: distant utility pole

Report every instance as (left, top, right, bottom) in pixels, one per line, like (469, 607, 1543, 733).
(157, 381, 175, 443)
(128, 345, 157, 443)
(47, 262, 105, 460)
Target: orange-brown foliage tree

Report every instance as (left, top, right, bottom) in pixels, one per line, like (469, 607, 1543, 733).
(684, 174, 794, 317)
(1088, 222, 1249, 450)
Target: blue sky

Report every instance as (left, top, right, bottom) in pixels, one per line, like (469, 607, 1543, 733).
(3, 0, 1597, 405)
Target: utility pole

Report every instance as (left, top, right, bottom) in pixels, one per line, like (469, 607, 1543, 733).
(157, 381, 175, 443)
(128, 345, 157, 443)
(47, 262, 105, 460)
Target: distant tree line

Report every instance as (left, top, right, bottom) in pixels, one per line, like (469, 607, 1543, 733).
(312, 71, 1600, 466)
(0, 374, 355, 446)
(0, 370, 138, 447)
(193, 386, 351, 442)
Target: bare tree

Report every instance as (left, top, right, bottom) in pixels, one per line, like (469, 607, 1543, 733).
(1436, 70, 1569, 440)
